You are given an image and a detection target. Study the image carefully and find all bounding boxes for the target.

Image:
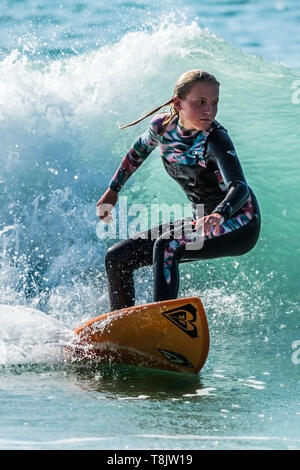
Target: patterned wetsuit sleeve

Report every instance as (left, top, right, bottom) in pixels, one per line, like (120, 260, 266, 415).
(109, 120, 160, 193)
(206, 129, 249, 221)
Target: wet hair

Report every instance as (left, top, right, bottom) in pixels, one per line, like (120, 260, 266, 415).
(120, 69, 220, 130)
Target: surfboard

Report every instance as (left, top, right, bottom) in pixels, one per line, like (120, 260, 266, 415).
(68, 297, 209, 374)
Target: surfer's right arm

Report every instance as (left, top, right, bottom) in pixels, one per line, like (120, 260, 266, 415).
(109, 117, 161, 192)
(96, 187, 118, 222)
(97, 116, 161, 221)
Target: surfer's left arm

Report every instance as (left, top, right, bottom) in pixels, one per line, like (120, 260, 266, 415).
(194, 129, 249, 236)
(207, 128, 249, 219)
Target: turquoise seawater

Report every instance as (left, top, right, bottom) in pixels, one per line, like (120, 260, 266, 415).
(0, 0, 299, 450)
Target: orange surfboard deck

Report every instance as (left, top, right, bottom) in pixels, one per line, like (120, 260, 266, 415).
(69, 297, 209, 374)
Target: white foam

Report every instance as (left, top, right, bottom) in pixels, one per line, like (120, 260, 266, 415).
(183, 387, 216, 397)
(0, 304, 74, 365)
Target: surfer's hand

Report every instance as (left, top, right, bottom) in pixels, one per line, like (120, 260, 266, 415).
(193, 213, 224, 236)
(96, 188, 118, 223)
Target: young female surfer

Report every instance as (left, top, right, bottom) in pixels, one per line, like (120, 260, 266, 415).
(97, 70, 261, 311)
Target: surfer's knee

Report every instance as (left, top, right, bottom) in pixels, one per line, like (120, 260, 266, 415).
(105, 247, 114, 272)
(153, 236, 170, 260)
(105, 239, 133, 271)
(105, 243, 123, 270)
(153, 236, 184, 264)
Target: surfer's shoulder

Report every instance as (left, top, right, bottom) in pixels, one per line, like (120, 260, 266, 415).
(149, 112, 171, 136)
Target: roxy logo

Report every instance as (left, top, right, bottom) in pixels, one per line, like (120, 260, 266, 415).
(291, 340, 300, 365)
(161, 304, 198, 338)
(291, 80, 300, 104)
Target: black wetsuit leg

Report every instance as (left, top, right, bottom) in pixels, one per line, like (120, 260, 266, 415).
(105, 222, 173, 310)
(105, 236, 154, 311)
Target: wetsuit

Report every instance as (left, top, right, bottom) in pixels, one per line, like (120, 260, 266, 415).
(105, 113, 261, 311)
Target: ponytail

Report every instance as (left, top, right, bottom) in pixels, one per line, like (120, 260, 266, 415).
(119, 98, 174, 130)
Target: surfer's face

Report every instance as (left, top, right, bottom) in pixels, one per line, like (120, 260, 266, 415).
(174, 82, 219, 131)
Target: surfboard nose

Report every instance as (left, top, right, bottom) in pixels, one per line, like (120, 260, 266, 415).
(68, 297, 209, 374)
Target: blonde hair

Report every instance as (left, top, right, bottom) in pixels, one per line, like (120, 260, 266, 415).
(120, 69, 220, 131)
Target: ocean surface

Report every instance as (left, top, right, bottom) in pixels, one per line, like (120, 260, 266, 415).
(0, 0, 300, 450)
